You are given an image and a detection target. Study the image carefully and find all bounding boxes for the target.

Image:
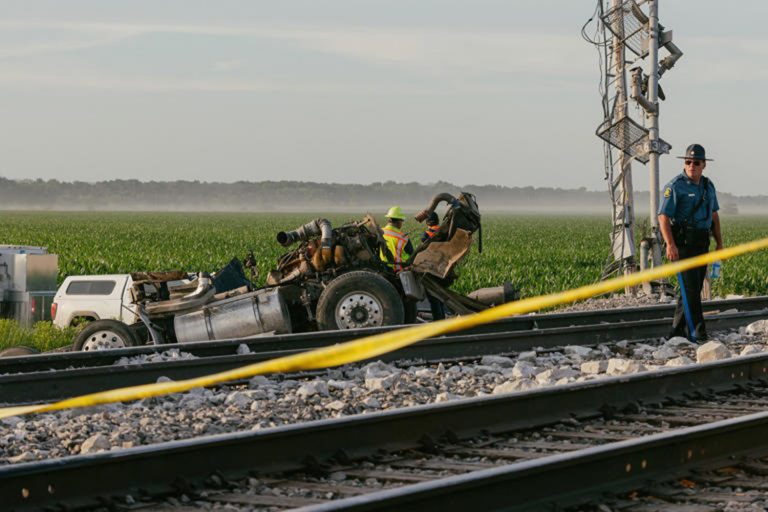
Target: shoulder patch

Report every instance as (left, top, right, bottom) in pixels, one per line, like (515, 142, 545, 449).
(664, 187, 671, 198)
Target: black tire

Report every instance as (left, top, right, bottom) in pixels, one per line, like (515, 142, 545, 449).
(74, 319, 139, 351)
(0, 346, 40, 358)
(316, 271, 404, 330)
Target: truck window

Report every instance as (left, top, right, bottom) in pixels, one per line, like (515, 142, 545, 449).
(66, 280, 117, 295)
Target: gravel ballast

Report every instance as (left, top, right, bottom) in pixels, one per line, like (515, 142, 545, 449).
(1, 304, 767, 466)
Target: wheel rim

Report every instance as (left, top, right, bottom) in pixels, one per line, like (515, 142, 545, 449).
(335, 292, 384, 329)
(82, 330, 129, 351)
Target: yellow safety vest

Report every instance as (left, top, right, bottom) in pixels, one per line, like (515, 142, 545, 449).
(380, 224, 412, 272)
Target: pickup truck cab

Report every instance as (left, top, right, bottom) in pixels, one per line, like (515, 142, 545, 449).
(52, 275, 138, 329)
(52, 272, 201, 351)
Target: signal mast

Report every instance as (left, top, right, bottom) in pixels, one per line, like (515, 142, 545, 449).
(586, 0, 683, 294)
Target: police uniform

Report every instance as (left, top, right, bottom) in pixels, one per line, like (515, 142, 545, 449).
(659, 147, 720, 341)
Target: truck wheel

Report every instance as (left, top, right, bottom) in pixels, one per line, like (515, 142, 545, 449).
(317, 271, 404, 330)
(74, 320, 139, 351)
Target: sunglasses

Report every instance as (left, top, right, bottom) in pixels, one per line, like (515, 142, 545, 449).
(684, 160, 703, 167)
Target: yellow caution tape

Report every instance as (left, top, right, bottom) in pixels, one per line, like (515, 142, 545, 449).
(2, 238, 767, 420)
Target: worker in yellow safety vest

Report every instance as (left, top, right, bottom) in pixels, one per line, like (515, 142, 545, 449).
(380, 206, 414, 273)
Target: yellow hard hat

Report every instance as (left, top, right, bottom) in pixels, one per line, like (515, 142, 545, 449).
(385, 206, 406, 220)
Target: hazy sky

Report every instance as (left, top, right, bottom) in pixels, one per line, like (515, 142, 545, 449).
(1, 1, 767, 195)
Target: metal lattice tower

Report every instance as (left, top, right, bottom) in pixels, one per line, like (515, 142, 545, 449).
(585, 0, 683, 291)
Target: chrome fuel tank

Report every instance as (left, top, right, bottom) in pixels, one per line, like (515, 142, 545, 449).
(174, 288, 292, 343)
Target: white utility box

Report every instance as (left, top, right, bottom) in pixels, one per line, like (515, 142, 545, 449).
(0, 245, 59, 327)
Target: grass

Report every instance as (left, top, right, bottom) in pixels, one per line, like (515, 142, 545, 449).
(0, 319, 79, 353)
(1, 211, 766, 353)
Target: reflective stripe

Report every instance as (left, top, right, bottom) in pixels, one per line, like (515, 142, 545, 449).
(425, 226, 440, 239)
(383, 229, 408, 242)
(394, 237, 406, 272)
(380, 225, 411, 272)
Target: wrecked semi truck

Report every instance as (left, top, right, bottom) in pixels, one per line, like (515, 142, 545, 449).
(61, 193, 516, 351)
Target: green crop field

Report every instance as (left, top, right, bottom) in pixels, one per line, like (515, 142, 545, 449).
(1, 211, 767, 350)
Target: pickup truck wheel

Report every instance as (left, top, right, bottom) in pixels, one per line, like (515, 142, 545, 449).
(317, 271, 404, 330)
(74, 320, 138, 351)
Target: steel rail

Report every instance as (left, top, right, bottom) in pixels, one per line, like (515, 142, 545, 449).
(3, 351, 768, 510)
(1, 309, 765, 406)
(301, 411, 768, 512)
(2, 296, 765, 374)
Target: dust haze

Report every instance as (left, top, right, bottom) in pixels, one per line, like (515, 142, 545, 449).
(0, 179, 763, 215)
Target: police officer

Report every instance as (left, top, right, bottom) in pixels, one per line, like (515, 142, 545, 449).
(380, 206, 414, 273)
(658, 143, 724, 341)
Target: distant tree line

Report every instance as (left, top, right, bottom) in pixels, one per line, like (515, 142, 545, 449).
(0, 177, 756, 214)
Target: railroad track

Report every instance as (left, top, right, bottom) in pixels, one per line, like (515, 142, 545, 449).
(1, 302, 767, 406)
(5, 351, 768, 511)
(3, 296, 766, 374)
(576, 457, 768, 511)
(169, 389, 768, 512)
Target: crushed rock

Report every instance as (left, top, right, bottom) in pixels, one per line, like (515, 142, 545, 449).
(581, 360, 608, 374)
(696, 341, 731, 363)
(606, 359, 647, 375)
(741, 345, 764, 356)
(114, 348, 197, 366)
(556, 293, 667, 312)
(666, 356, 695, 367)
(80, 433, 110, 454)
(746, 320, 768, 336)
(2, 314, 766, 466)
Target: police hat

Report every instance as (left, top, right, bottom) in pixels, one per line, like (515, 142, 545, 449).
(676, 143, 713, 161)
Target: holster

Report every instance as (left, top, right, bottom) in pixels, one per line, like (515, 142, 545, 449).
(672, 224, 710, 249)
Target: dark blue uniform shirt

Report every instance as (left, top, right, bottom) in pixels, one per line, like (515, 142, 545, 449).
(658, 173, 719, 230)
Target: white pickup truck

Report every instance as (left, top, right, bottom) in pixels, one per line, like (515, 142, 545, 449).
(53, 275, 137, 328)
(52, 271, 230, 351)
(52, 274, 140, 351)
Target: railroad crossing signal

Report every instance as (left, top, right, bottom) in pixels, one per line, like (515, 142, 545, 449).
(586, 0, 683, 290)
